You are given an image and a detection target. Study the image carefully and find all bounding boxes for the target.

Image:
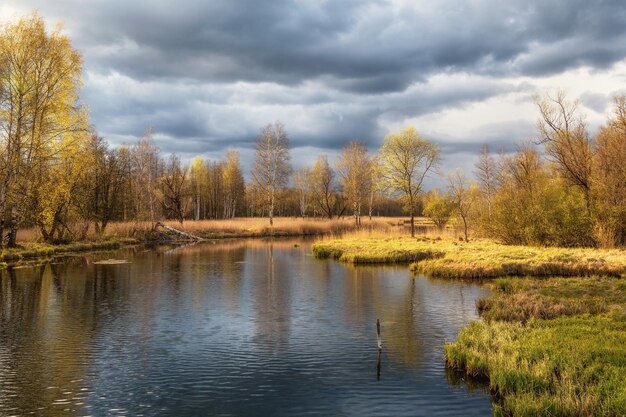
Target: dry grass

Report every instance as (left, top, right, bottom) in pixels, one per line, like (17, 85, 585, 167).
(312, 236, 626, 278)
(14, 216, 404, 243)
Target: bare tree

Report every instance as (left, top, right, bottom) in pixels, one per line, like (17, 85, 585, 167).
(448, 170, 472, 242)
(379, 126, 440, 237)
(536, 90, 593, 211)
(336, 141, 372, 226)
(474, 144, 498, 219)
(131, 127, 161, 227)
(162, 154, 189, 224)
(223, 150, 245, 219)
(294, 167, 312, 218)
(310, 155, 340, 219)
(250, 122, 292, 226)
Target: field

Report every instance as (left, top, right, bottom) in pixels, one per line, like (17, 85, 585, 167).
(312, 236, 626, 278)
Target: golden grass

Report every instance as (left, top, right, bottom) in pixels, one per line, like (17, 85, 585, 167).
(312, 236, 626, 278)
(12, 217, 405, 243)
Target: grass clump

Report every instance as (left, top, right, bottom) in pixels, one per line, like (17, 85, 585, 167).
(312, 236, 626, 278)
(477, 277, 626, 322)
(446, 277, 626, 416)
(445, 316, 626, 416)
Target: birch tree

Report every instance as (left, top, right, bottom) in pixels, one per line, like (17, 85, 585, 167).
(336, 141, 372, 226)
(250, 122, 291, 226)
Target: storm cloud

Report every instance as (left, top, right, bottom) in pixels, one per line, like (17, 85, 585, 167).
(2, 0, 626, 176)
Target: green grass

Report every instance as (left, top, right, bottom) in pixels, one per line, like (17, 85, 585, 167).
(446, 277, 626, 416)
(312, 237, 626, 278)
(0, 238, 137, 263)
(445, 316, 626, 416)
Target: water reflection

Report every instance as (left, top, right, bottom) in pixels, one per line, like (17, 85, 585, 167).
(0, 238, 492, 416)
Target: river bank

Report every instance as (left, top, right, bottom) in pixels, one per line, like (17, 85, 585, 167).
(445, 277, 626, 416)
(312, 236, 626, 278)
(313, 235, 626, 415)
(1, 217, 403, 268)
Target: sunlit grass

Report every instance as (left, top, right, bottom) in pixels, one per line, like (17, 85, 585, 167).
(445, 315, 626, 416)
(312, 236, 626, 278)
(0, 239, 136, 263)
(15, 216, 404, 243)
(477, 277, 626, 322)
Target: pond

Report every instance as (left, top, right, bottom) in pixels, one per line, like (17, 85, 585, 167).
(0, 238, 492, 416)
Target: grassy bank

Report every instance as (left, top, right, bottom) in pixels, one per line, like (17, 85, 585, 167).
(0, 238, 137, 267)
(312, 236, 626, 278)
(445, 277, 626, 416)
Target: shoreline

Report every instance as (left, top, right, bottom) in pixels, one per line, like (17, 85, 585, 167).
(0, 229, 332, 269)
(313, 235, 626, 415)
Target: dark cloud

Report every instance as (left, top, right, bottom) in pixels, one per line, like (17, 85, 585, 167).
(3, 0, 624, 175)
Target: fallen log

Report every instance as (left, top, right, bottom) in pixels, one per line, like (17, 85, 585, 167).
(155, 222, 203, 241)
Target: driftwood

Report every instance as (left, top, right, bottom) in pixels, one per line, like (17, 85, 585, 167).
(155, 222, 203, 241)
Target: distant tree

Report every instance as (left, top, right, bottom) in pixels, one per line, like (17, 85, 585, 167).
(336, 141, 372, 226)
(161, 154, 189, 224)
(294, 167, 312, 218)
(81, 133, 129, 235)
(448, 170, 472, 242)
(223, 150, 245, 219)
(474, 144, 498, 220)
(423, 189, 455, 231)
(251, 122, 292, 226)
(310, 155, 339, 219)
(131, 128, 161, 227)
(379, 127, 440, 237)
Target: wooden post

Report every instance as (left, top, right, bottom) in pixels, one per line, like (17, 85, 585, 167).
(376, 318, 382, 350)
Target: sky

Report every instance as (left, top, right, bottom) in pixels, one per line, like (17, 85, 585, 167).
(2, 0, 626, 183)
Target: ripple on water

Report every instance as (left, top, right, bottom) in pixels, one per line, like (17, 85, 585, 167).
(0, 239, 492, 416)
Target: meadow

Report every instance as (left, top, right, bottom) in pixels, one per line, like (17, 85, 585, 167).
(312, 236, 626, 278)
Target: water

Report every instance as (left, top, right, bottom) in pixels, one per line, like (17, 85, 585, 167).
(0, 238, 492, 416)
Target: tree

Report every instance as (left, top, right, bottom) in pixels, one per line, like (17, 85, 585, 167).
(189, 156, 207, 220)
(130, 128, 161, 227)
(474, 144, 498, 220)
(593, 95, 626, 246)
(448, 170, 472, 242)
(0, 13, 87, 246)
(223, 150, 245, 219)
(80, 133, 129, 235)
(250, 122, 292, 226)
(423, 189, 454, 231)
(294, 167, 312, 218)
(310, 155, 339, 219)
(161, 154, 189, 224)
(379, 126, 440, 237)
(536, 91, 594, 212)
(336, 141, 372, 226)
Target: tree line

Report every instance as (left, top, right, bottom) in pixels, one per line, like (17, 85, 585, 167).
(3, 13, 626, 249)
(425, 91, 626, 248)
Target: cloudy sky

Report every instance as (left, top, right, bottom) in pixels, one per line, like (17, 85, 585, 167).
(2, 0, 626, 180)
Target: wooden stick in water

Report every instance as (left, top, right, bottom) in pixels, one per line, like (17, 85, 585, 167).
(376, 318, 382, 350)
